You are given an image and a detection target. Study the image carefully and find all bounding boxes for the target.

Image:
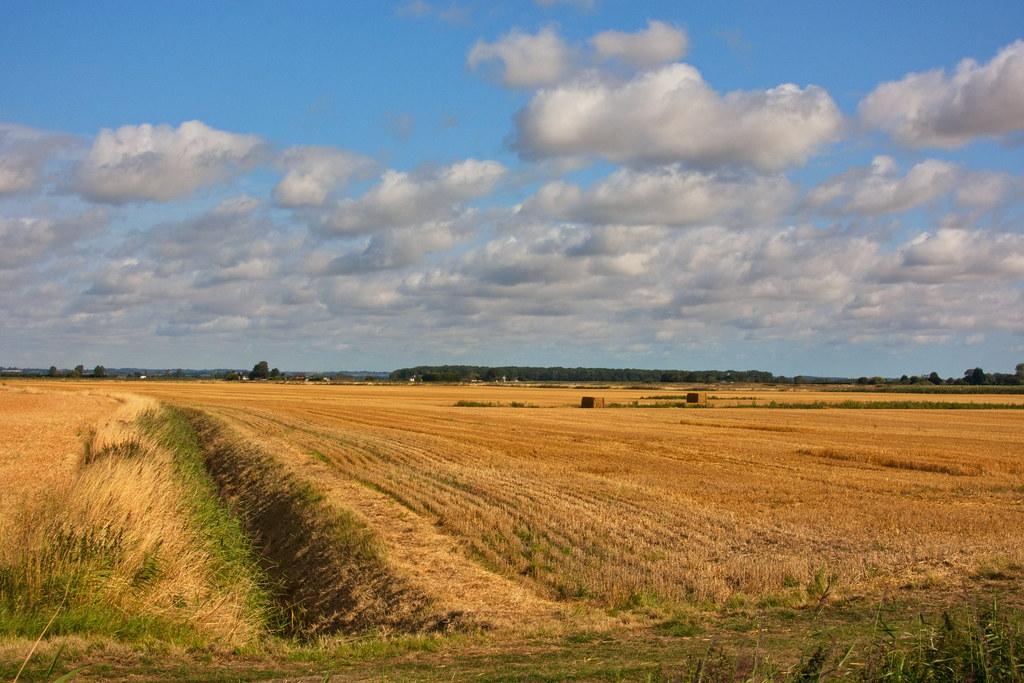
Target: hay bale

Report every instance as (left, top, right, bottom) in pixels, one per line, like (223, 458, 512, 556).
(580, 396, 605, 408)
(685, 392, 706, 404)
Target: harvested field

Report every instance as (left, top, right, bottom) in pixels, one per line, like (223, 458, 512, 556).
(3, 380, 1024, 680)
(0, 386, 119, 525)
(35, 380, 1023, 609)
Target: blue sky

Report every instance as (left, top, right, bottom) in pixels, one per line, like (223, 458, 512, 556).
(1, 1, 1023, 375)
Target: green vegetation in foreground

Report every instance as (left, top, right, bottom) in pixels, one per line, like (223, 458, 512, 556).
(5, 598, 1024, 681)
(453, 400, 538, 408)
(140, 408, 276, 630)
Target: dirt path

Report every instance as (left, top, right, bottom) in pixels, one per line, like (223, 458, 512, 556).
(201, 405, 581, 632)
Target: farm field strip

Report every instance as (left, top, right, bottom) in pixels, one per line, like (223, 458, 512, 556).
(7, 381, 1024, 613)
(59, 381, 1019, 610)
(0, 387, 121, 524)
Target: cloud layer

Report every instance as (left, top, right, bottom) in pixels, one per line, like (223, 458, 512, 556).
(2, 33, 1023, 371)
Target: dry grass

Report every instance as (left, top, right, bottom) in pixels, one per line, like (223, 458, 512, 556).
(38, 380, 1016, 613)
(0, 387, 263, 646)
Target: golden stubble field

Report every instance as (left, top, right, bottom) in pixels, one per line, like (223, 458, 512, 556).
(15, 379, 1021, 615)
(0, 387, 119, 526)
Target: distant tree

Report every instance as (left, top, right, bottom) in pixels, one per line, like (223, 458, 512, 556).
(251, 361, 270, 380)
(224, 371, 240, 381)
(48, 366, 59, 378)
(269, 367, 281, 379)
(966, 367, 987, 385)
(1017, 363, 1024, 380)
(173, 368, 185, 378)
(71, 365, 84, 378)
(93, 365, 106, 378)
(899, 374, 910, 384)
(928, 372, 942, 385)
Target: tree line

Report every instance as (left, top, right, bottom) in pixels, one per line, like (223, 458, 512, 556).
(389, 365, 778, 383)
(391, 364, 1024, 385)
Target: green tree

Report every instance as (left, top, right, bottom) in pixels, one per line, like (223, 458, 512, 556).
(269, 367, 281, 379)
(928, 371, 942, 385)
(93, 365, 106, 378)
(966, 367, 987, 385)
(250, 361, 270, 379)
(1017, 363, 1024, 380)
(71, 365, 84, 378)
(48, 366, 59, 378)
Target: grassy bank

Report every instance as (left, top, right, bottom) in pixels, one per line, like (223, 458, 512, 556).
(0, 399, 266, 649)
(4, 596, 1023, 681)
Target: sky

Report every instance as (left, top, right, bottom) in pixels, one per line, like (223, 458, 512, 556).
(1, 1, 1023, 376)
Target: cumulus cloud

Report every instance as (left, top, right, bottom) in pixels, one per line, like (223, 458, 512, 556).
(954, 170, 1022, 209)
(321, 222, 463, 275)
(525, 166, 795, 225)
(0, 209, 107, 269)
(805, 156, 959, 215)
(874, 228, 1024, 284)
(0, 123, 74, 197)
(467, 27, 575, 88)
(514, 64, 843, 170)
(591, 21, 688, 68)
(319, 159, 505, 235)
(73, 120, 265, 203)
(273, 146, 377, 207)
(860, 40, 1024, 148)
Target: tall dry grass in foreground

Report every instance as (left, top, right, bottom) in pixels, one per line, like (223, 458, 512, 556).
(0, 395, 265, 646)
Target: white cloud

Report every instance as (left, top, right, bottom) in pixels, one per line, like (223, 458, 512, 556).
(319, 159, 505, 235)
(805, 156, 959, 215)
(321, 222, 463, 275)
(874, 228, 1024, 284)
(273, 146, 377, 207)
(525, 166, 794, 225)
(860, 40, 1024, 148)
(74, 120, 265, 203)
(0, 123, 73, 196)
(591, 21, 688, 68)
(515, 64, 843, 170)
(954, 170, 1022, 209)
(467, 27, 574, 88)
(0, 209, 107, 269)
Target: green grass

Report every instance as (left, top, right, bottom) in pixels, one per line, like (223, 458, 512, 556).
(140, 408, 276, 630)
